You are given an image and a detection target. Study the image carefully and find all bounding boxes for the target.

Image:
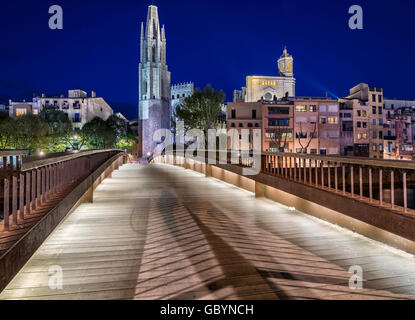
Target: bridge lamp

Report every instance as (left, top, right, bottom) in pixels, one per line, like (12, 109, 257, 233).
(146, 152, 152, 157)
(288, 207, 296, 212)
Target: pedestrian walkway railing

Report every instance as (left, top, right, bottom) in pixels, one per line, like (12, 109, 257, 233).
(260, 152, 415, 214)
(0, 149, 125, 231)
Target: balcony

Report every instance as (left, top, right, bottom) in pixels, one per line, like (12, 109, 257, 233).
(73, 103, 81, 110)
(384, 136, 396, 141)
(72, 117, 82, 123)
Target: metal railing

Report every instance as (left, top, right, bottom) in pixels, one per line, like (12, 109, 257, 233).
(1, 149, 125, 231)
(260, 152, 415, 213)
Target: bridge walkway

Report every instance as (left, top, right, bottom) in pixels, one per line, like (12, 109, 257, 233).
(1, 164, 415, 300)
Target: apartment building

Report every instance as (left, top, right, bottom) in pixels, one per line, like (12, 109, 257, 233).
(262, 101, 294, 153)
(346, 83, 384, 158)
(227, 102, 262, 150)
(292, 97, 340, 155)
(9, 90, 113, 129)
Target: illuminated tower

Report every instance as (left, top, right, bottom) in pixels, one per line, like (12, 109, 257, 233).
(139, 5, 171, 157)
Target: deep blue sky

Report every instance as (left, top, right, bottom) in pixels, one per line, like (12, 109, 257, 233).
(0, 0, 414, 120)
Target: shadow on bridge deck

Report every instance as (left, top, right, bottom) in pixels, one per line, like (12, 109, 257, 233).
(1, 163, 415, 300)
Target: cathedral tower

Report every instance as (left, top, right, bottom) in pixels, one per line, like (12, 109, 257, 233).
(139, 5, 171, 157)
(278, 47, 294, 78)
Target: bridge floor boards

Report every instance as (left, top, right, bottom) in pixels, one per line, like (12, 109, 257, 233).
(1, 164, 415, 300)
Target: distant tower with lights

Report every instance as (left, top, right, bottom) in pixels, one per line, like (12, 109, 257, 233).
(139, 5, 171, 157)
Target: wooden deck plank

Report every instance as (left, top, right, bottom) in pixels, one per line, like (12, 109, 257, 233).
(1, 163, 415, 300)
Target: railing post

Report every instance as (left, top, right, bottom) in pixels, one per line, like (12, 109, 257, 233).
(391, 170, 395, 209)
(334, 162, 338, 192)
(299, 158, 302, 181)
(12, 176, 18, 225)
(20, 173, 24, 219)
(359, 166, 363, 199)
(36, 169, 41, 207)
(351, 165, 354, 197)
(303, 157, 307, 183)
(26, 171, 31, 215)
(403, 171, 407, 213)
(321, 161, 324, 188)
(369, 168, 373, 202)
(4, 178, 9, 230)
(328, 162, 331, 190)
(379, 168, 383, 206)
(342, 165, 346, 195)
(294, 156, 297, 180)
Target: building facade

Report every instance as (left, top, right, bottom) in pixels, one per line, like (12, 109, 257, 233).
(346, 83, 384, 158)
(171, 82, 194, 117)
(139, 5, 171, 157)
(234, 48, 296, 103)
(8, 89, 113, 129)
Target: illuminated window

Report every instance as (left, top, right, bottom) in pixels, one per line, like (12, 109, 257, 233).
(328, 117, 338, 124)
(295, 105, 307, 112)
(320, 117, 327, 124)
(16, 108, 27, 116)
(363, 133, 367, 139)
(309, 105, 317, 112)
(32, 109, 39, 115)
(286, 64, 290, 72)
(357, 133, 362, 140)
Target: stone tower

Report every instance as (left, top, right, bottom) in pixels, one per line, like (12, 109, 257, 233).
(139, 5, 171, 157)
(278, 47, 294, 78)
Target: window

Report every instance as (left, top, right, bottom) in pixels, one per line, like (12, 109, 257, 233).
(255, 123, 260, 127)
(269, 119, 290, 127)
(172, 95, 174, 99)
(252, 110, 257, 119)
(363, 133, 367, 139)
(328, 105, 338, 112)
(372, 94, 376, 103)
(248, 123, 253, 128)
(231, 109, 236, 119)
(231, 123, 235, 128)
(328, 117, 338, 124)
(310, 132, 317, 138)
(372, 144, 377, 151)
(373, 131, 377, 139)
(357, 133, 362, 140)
(378, 95, 382, 103)
(357, 110, 361, 117)
(296, 132, 307, 139)
(378, 107, 382, 115)
(372, 106, 376, 115)
(379, 131, 383, 139)
(310, 149, 317, 154)
(295, 105, 307, 112)
(320, 117, 327, 124)
(15, 108, 27, 116)
(309, 105, 317, 112)
(268, 107, 289, 115)
(373, 119, 377, 126)
(32, 109, 39, 115)
(319, 105, 327, 112)
(379, 144, 383, 152)
(379, 118, 383, 126)
(363, 122, 367, 128)
(362, 110, 367, 117)
(239, 123, 243, 128)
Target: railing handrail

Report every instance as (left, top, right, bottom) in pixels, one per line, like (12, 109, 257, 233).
(21, 149, 124, 171)
(0, 150, 29, 157)
(262, 151, 415, 170)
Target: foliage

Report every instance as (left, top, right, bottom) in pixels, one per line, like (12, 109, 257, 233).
(174, 85, 225, 137)
(39, 107, 75, 152)
(13, 115, 50, 152)
(81, 117, 117, 150)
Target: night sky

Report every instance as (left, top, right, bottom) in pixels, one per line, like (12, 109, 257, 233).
(0, 0, 414, 120)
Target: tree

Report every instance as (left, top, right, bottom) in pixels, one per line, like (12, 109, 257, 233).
(13, 115, 50, 153)
(175, 85, 225, 141)
(106, 114, 136, 153)
(39, 107, 75, 152)
(296, 122, 317, 153)
(81, 117, 117, 149)
(0, 117, 16, 149)
(271, 127, 290, 152)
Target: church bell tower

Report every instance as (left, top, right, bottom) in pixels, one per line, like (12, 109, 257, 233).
(139, 5, 171, 157)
